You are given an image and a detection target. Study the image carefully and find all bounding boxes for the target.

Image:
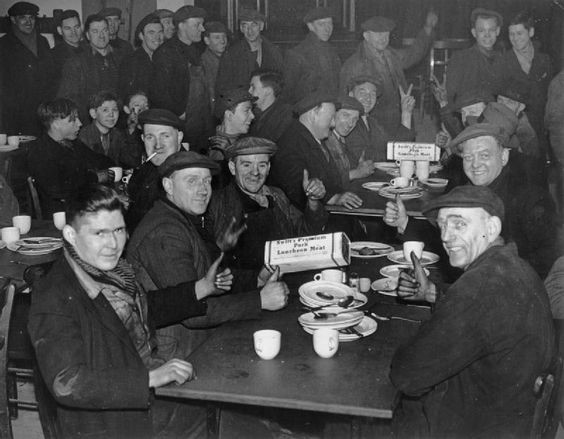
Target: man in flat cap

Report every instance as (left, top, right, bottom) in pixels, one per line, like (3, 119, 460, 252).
(208, 136, 327, 271)
(215, 8, 283, 97)
(119, 13, 164, 101)
(283, 6, 341, 104)
(390, 185, 555, 438)
(248, 68, 293, 143)
(446, 8, 505, 108)
(340, 11, 437, 133)
(0, 1, 56, 135)
(99, 7, 133, 56)
(151, 5, 213, 153)
(201, 21, 228, 108)
(126, 108, 187, 231)
(51, 10, 85, 88)
(154, 9, 175, 40)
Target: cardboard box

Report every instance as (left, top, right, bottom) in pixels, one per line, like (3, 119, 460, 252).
(264, 232, 351, 274)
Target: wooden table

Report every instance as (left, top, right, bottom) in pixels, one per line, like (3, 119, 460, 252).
(156, 256, 431, 421)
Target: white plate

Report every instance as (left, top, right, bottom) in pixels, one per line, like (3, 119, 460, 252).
(374, 162, 399, 176)
(298, 311, 364, 329)
(362, 182, 388, 191)
(421, 178, 448, 188)
(380, 264, 430, 279)
(387, 250, 439, 266)
(7, 237, 63, 255)
(350, 241, 394, 258)
(298, 280, 355, 305)
(378, 186, 423, 200)
(371, 277, 398, 296)
(302, 316, 378, 342)
(0, 145, 18, 152)
(299, 293, 367, 310)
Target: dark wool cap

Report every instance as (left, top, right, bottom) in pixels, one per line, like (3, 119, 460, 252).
(480, 103, 517, 145)
(471, 8, 503, 28)
(138, 109, 184, 130)
(450, 122, 507, 152)
(8, 2, 39, 16)
(294, 91, 339, 116)
(56, 9, 80, 26)
(215, 88, 257, 119)
(173, 6, 206, 25)
(423, 185, 505, 222)
(159, 151, 219, 177)
(226, 137, 278, 159)
(99, 7, 122, 18)
(338, 96, 364, 113)
(303, 7, 334, 23)
(239, 9, 265, 23)
(204, 21, 227, 35)
(154, 9, 173, 19)
(346, 75, 382, 95)
(135, 13, 161, 39)
(361, 16, 396, 33)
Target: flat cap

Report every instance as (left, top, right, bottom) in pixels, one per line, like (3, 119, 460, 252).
(452, 88, 494, 112)
(56, 9, 80, 27)
(239, 8, 265, 23)
(174, 6, 206, 25)
(346, 74, 382, 94)
(159, 151, 220, 177)
(361, 16, 396, 33)
(423, 185, 505, 222)
(135, 13, 161, 39)
(471, 8, 503, 27)
(154, 9, 173, 19)
(303, 7, 334, 23)
(8, 2, 39, 16)
(215, 88, 257, 119)
(226, 137, 278, 159)
(480, 102, 517, 145)
(98, 7, 122, 18)
(294, 91, 339, 115)
(338, 96, 364, 113)
(138, 109, 184, 130)
(204, 21, 227, 35)
(450, 122, 507, 153)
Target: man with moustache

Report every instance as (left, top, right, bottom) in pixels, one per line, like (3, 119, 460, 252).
(51, 10, 84, 87)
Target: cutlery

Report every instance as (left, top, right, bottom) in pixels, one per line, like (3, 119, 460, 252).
(308, 296, 354, 312)
(340, 327, 363, 337)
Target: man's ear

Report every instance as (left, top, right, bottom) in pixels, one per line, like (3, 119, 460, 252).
(259, 22, 264, 32)
(501, 148, 510, 167)
(123, 105, 131, 115)
(57, 26, 63, 36)
(10, 17, 16, 26)
(529, 27, 535, 38)
(486, 215, 502, 242)
(471, 28, 477, 40)
(88, 108, 97, 120)
(162, 177, 173, 196)
(495, 27, 500, 37)
(228, 160, 236, 176)
(306, 22, 314, 33)
(62, 224, 76, 246)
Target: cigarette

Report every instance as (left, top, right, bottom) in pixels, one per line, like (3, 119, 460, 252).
(145, 152, 157, 162)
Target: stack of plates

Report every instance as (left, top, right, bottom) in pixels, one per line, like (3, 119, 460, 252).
(361, 182, 388, 192)
(298, 311, 377, 342)
(387, 250, 439, 265)
(350, 241, 393, 258)
(298, 280, 367, 310)
(373, 162, 399, 176)
(7, 237, 63, 255)
(378, 185, 423, 200)
(380, 264, 430, 279)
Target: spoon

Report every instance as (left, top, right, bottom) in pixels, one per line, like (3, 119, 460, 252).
(310, 296, 354, 312)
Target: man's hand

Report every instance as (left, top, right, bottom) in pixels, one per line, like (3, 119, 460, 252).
(397, 252, 437, 303)
(303, 169, 326, 200)
(400, 84, 415, 113)
(260, 267, 289, 311)
(383, 194, 408, 232)
(330, 191, 363, 209)
(353, 151, 374, 179)
(195, 253, 233, 299)
(149, 359, 194, 388)
(96, 169, 115, 184)
(217, 216, 247, 252)
(435, 129, 451, 150)
(430, 73, 447, 107)
(424, 11, 438, 33)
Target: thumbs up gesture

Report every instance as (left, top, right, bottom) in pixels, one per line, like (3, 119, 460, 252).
(384, 193, 409, 232)
(259, 266, 289, 311)
(399, 84, 415, 113)
(397, 252, 437, 303)
(302, 168, 326, 200)
(195, 253, 234, 299)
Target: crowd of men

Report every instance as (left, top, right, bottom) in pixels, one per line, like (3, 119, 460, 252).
(0, 1, 563, 437)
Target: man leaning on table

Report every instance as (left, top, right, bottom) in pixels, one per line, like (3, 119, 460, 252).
(390, 185, 555, 438)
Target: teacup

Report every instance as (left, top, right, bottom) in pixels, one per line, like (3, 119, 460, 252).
(390, 177, 410, 188)
(7, 136, 19, 148)
(0, 134, 6, 145)
(109, 167, 123, 183)
(1, 226, 20, 244)
(313, 328, 339, 358)
(254, 329, 281, 360)
(403, 241, 425, 261)
(12, 215, 31, 235)
(415, 161, 430, 181)
(313, 269, 344, 283)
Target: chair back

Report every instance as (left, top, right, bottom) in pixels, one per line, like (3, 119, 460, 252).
(0, 283, 16, 439)
(531, 356, 563, 439)
(429, 39, 472, 83)
(26, 176, 42, 220)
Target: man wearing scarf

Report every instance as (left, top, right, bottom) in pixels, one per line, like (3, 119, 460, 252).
(0, 2, 56, 135)
(29, 184, 232, 438)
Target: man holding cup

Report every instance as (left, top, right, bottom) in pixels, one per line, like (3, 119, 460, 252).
(390, 185, 555, 438)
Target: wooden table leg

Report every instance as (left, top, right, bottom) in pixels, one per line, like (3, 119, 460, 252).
(206, 404, 220, 439)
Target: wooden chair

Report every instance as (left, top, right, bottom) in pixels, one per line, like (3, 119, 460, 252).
(0, 283, 17, 439)
(531, 356, 563, 439)
(26, 176, 42, 220)
(429, 39, 472, 85)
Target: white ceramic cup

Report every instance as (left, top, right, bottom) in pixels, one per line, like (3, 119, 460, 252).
(0, 134, 6, 145)
(397, 160, 415, 179)
(359, 277, 371, 293)
(390, 177, 410, 188)
(53, 211, 66, 230)
(181, 142, 190, 150)
(403, 241, 425, 261)
(313, 269, 344, 283)
(415, 161, 430, 181)
(12, 215, 31, 235)
(7, 136, 19, 147)
(313, 328, 339, 358)
(109, 167, 123, 183)
(253, 329, 281, 360)
(1, 226, 20, 244)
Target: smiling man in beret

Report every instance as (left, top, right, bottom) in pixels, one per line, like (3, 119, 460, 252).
(340, 10, 437, 133)
(390, 184, 555, 438)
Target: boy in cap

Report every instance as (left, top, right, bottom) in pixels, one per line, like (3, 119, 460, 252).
(201, 21, 228, 108)
(215, 8, 283, 97)
(99, 6, 133, 56)
(340, 11, 437, 133)
(283, 6, 341, 104)
(390, 185, 555, 438)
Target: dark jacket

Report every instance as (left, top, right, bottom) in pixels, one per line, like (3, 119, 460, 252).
(249, 100, 294, 143)
(215, 36, 283, 96)
(118, 47, 154, 101)
(110, 37, 133, 58)
(283, 32, 341, 104)
(0, 30, 56, 135)
(201, 47, 221, 108)
(125, 161, 161, 232)
(51, 40, 85, 90)
(391, 243, 555, 438)
(28, 255, 207, 438)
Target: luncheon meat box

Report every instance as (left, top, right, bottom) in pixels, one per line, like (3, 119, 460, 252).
(264, 232, 351, 273)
